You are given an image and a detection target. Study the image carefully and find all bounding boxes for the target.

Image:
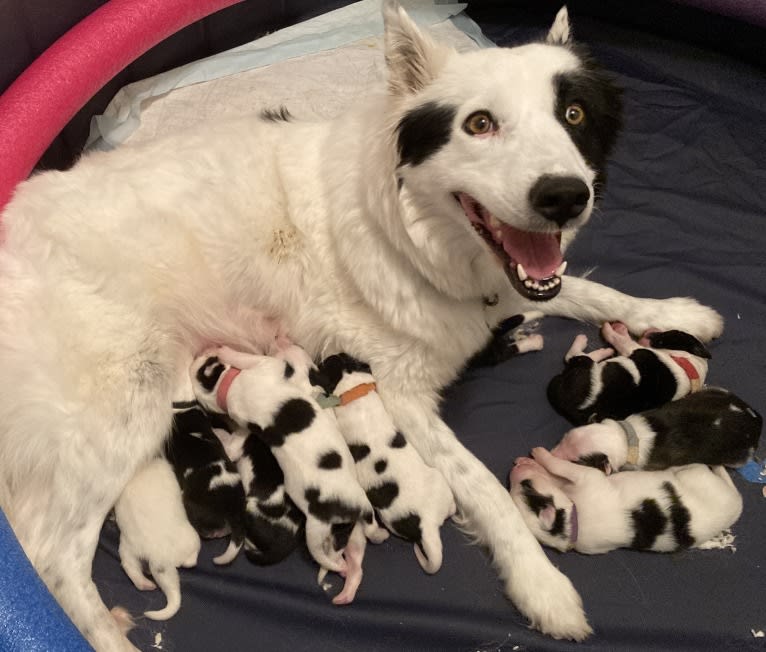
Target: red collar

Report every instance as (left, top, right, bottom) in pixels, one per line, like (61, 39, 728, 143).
(216, 367, 241, 412)
(669, 355, 701, 391)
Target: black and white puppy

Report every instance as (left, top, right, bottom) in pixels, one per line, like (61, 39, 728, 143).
(165, 368, 246, 565)
(114, 457, 201, 620)
(551, 387, 762, 473)
(218, 421, 305, 566)
(320, 354, 456, 573)
(547, 322, 710, 425)
(510, 448, 742, 554)
(190, 346, 382, 574)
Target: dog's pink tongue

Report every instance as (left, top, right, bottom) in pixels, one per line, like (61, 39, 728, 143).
(500, 224, 562, 280)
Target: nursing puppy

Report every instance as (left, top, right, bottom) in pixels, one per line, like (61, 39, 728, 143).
(551, 387, 762, 473)
(548, 321, 710, 425)
(190, 347, 381, 574)
(114, 458, 201, 620)
(165, 374, 246, 566)
(320, 353, 456, 573)
(230, 426, 305, 566)
(0, 3, 727, 646)
(510, 448, 742, 554)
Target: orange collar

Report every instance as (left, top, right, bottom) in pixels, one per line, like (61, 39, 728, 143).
(669, 355, 701, 391)
(216, 367, 241, 412)
(339, 382, 377, 406)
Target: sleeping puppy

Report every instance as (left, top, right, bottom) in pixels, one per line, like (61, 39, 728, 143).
(221, 423, 305, 566)
(320, 353, 456, 573)
(190, 346, 381, 574)
(547, 322, 710, 425)
(509, 448, 742, 554)
(165, 370, 246, 565)
(114, 458, 201, 620)
(551, 387, 762, 473)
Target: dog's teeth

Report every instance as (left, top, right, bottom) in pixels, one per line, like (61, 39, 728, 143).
(553, 277, 561, 285)
(487, 214, 501, 230)
(524, 279, 534, 288)
(555, 261, 568, 277)
(517, 264, 528, 281)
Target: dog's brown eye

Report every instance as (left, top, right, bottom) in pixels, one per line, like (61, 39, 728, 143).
(565, 104, 585, 126)
(463, 111, 495, 136)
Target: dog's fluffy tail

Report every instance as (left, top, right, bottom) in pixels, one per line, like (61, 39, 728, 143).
(144, 565, 181, 621)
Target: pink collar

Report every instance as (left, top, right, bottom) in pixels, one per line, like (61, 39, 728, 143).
(670, 355, 701, 391)
(216, 367, 241, 412)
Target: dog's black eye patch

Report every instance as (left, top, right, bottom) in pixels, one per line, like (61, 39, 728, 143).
(396, 101, 457, 167)
(554, 50, 623, 195)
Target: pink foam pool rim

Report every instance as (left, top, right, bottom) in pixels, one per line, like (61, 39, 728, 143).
(0, 0, 243, 213)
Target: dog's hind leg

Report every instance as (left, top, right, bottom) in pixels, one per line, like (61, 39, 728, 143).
(377, 388, 591, 641)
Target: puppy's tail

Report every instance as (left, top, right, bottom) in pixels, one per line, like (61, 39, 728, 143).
(213, 537, 243, 565)
(144, 565, 181, 621)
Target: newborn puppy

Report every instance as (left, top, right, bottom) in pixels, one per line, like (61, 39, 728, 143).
(552, 387, 763, 473)
(191, 346, 379, 574)
(509, 448, 742, 554)
(114, 458, 201, 620)
(319, 353, 456, 573)
(229, 425, 305, 565)
(165, 369, 246, 565)
(547, 322, 710, 425)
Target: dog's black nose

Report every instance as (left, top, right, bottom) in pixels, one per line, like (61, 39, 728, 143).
(529, 175, 590, 227)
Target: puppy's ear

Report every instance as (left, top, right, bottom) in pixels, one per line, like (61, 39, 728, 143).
(648, 330, 712, 359)
(383, 0, 449, 96)
(546, 6, 571, 45)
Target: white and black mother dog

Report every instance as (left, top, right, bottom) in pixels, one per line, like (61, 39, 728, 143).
(0, 3, 724, 649)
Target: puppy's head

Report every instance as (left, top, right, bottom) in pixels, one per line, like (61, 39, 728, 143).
(640, 329, 711, 360)
(189, 352, 232, 414)
(509, 457, 576, 551)
(318, 353, 373, 395)
(384, 2, 622, 302)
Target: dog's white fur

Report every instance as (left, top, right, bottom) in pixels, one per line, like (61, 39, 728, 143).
(0, 3, 724, 648)
(510, 448, 742, 554)
(113, 457, 200, 621)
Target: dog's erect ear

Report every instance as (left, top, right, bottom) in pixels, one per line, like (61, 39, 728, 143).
(546, 6, 571, 45)
(383, 0, 448, 96)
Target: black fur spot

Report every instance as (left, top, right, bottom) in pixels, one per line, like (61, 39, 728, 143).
(259, 399, 316, 447)
(520, 479, 553, 516)
(318, 451, 343, 470)
(554, 49, 622, 196)
(318, 354, 372, 393)
(663, 482, 693, 549)
(349, 444, 371, 462)
(283, 362, 295, 379)
(366, 482, 399, 510)
(260, 106, 292, 122)
(577, 453, 611, 473)
(196, 357, 225, 391)
(390, 513, 423, 545)
(374, 459, 388, 474)
(396, 102, 457, 167)
(389, 432, 407, 448)
(259, 502, 288, 520)
(630, 498, 667, 549)
(304, 488, 359, 523)
(331, 522, 355, 551)
(549, 508, 567, 537)
(647, 330, 710, 359)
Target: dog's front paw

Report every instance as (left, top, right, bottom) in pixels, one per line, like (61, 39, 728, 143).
(625, 297, 723, 342)
(510, 560, 592, 641)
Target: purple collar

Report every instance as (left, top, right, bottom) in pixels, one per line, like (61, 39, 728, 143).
(569, 503, 579, 545)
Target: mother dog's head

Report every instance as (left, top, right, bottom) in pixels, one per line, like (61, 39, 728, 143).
(383, 2, 622, 302)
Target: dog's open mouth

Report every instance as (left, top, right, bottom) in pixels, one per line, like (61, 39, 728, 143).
(456, 192, 565, 301)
